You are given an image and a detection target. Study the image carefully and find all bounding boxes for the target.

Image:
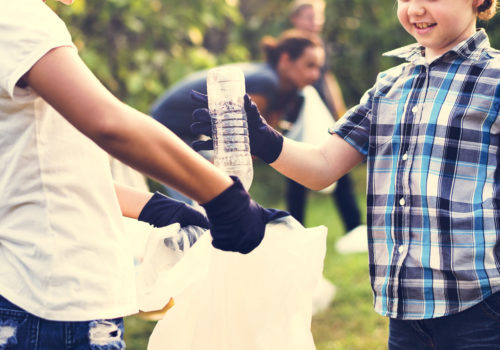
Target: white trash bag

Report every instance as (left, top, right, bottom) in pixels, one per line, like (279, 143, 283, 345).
(139, 216, 327, 350)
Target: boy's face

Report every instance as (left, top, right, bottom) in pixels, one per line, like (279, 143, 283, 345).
(397, 0, 479, 62)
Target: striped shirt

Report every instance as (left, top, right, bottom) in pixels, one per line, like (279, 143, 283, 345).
(333, 29, 500, 320)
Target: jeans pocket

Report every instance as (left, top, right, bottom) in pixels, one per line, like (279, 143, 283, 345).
(481, 291, 500, 321)
(0, 297, 29, 349)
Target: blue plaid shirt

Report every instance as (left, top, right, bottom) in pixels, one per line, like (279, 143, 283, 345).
(333, 29, 500, 320)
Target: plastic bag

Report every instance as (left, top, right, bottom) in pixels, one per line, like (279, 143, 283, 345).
(136, 224, 206, 310)
(141, 216, 327, 350)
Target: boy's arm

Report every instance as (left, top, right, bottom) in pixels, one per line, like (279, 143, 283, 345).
(271, 133, 364, 191)
(192, 92, 364, 191)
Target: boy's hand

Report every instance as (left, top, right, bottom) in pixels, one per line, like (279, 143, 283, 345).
(202, 176, 289, 254)
(139, 192, 209, 229)
(190, 91, 284, 164)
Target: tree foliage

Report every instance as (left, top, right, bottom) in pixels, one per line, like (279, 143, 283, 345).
(49, 0, 500, 111)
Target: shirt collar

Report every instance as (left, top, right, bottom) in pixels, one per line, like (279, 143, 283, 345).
(382, 29, 491, 64)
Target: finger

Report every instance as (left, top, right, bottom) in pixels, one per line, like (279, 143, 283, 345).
(191, 121, 211, 135)
(262, 207, 290, 223)
(191, 139, 214, 151)
(244, 94, 260, 118)
(192, 108, 211, 122)
(190, 90, 208, 105)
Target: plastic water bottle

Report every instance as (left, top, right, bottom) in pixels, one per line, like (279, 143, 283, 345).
(207, 66, 253, 190)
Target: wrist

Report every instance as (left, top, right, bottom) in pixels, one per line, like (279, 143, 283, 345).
(201, 176, 249, 218)
(261, 130, 283, 164)
(138, 191, 178, 226)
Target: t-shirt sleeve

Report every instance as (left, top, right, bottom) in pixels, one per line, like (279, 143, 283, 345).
(0, 0, 76, 101)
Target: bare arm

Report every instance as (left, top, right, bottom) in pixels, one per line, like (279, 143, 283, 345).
(324, 72, 347, 120)
(114, 182, 153, 219)
(271, 133, 364, 191)
(22, 47, 232, 203)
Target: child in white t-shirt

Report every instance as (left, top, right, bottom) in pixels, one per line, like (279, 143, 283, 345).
(0, 0, 286, 347)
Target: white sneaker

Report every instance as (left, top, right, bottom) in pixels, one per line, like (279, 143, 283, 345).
(312, 276, 336, 315)
(335, 225, 368, 254)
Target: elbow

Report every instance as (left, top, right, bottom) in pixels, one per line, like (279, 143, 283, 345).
(87, 102, 130, 147)
(309, 180, 336, 192)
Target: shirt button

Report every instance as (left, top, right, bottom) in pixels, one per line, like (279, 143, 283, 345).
(402, 153, 408, 161)
(398, 246, 404, 254)
(412, 106, 418, 113)
(399, 197, 406, 206)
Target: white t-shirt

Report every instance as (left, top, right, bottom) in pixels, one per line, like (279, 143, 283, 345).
(0, 0, 137, 321)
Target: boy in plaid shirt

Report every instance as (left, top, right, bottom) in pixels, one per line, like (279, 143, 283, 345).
(192, 0, 500, 348)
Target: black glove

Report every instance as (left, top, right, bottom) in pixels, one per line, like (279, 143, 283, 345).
(202, 176, 289, 254)
(190, 91, 284, 164)
(138, 192, 209, 229)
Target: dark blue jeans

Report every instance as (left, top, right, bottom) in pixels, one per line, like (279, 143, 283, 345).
(389, 292, 500, 350)
(0, 295, 125, 350)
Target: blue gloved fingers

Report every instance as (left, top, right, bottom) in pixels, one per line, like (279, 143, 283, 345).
(190, 90, 208, 105)
(261, 207, 290, 222)
(191, 107, 214, 151)
(190, 108, 212, 135)
(139, 192, 209, 229)
(244, 94, 262, 121)
(191, 139, 214, 151)
(175, 202, 210, 229)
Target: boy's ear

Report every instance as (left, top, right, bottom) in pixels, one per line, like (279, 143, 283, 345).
(473, 0, 485, 9)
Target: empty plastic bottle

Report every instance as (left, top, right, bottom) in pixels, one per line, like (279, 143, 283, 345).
(207, 66, 253, 190)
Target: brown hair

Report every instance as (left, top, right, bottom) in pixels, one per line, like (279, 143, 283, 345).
(477, 0, 497, 20)
(260, 29, 322, 67)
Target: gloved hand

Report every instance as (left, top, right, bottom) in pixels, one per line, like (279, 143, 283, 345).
(190, 90, 284, 164)
(138, 192, 209, 229)
(202, 176, 289, 254)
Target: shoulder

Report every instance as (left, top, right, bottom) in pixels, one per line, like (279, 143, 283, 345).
(0, 0, 74, 99)
(1, 0, 71, 38)
(241, 63, 278, 86)
(369, 62, 412, 93)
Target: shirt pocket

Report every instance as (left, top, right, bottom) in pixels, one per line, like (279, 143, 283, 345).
(368, 96, 400, 151)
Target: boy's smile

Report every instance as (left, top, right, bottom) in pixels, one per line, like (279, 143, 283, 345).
(397, 0, 481, 62)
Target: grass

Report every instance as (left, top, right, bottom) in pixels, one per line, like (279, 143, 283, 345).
(124, 162, 389, 349)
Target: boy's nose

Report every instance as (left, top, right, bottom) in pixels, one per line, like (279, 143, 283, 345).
(408, 2, 426, 16)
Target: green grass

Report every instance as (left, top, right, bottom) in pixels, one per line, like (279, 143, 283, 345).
(124, 162, 389, 349)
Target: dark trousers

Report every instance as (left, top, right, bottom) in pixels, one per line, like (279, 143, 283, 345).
(285, 173, 361, 231)
(388, 291, 500, 350)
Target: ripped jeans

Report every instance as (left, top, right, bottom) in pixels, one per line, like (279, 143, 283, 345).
(0, 295, 125, 350)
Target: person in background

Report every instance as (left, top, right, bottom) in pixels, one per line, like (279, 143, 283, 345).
(191, 0, 500, 348)
(288, 0, 367, 253)
(150, 29, 324, 199)
(0, 0, 286, 348)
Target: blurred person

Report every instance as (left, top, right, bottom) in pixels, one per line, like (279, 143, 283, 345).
(0, 0, 287, 348)
(289, 0, 366, 253)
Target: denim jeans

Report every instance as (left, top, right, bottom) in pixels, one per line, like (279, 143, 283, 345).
(388, 291, 500, 350)
(0, 295, 125, 350)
